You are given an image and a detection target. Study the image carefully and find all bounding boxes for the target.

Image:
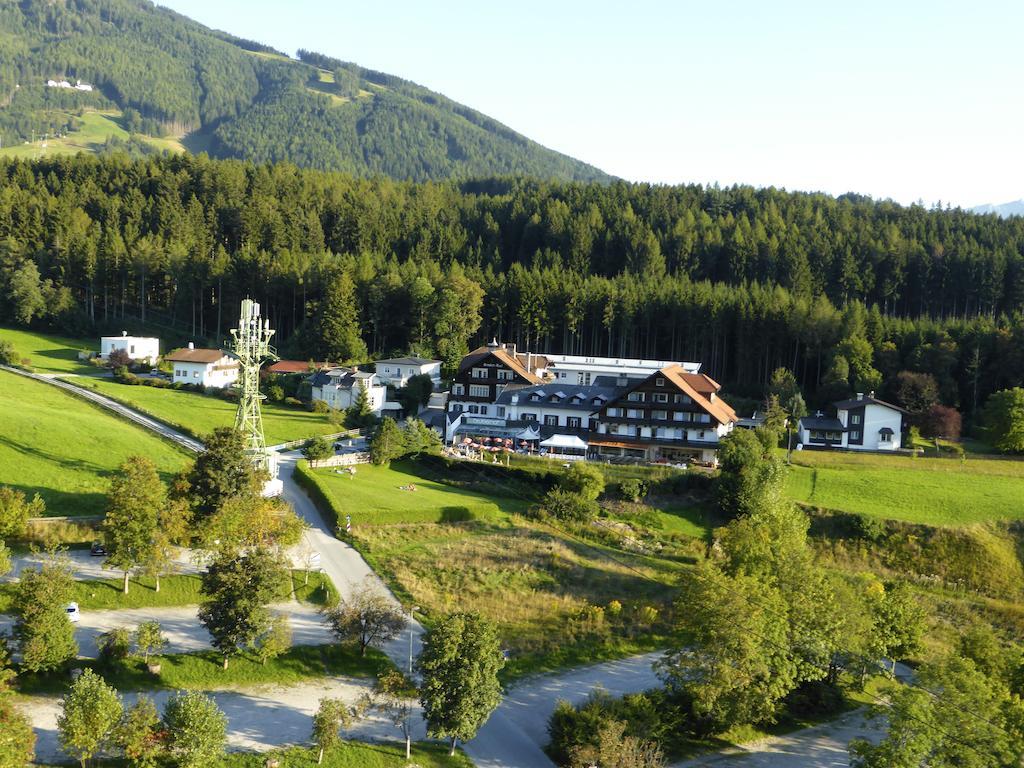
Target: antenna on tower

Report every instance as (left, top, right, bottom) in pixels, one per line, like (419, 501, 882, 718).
(228, 298, 281, 494)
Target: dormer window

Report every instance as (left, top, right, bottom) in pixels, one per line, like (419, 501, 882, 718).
(530, 393, 542, 402)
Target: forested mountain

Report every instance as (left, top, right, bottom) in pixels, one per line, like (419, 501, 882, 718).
(0, 0, 608, 182)
(3, 153, 1024, 423)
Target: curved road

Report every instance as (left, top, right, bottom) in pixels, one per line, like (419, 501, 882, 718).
(2, 366, 886, 766)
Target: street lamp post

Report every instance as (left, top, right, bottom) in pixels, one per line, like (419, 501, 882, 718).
(408, 605, 419, 676)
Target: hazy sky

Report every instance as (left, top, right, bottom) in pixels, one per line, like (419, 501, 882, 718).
(158, 0, 1022, 208)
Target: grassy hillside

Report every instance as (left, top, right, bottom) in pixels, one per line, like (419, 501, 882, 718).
(0, 0, 608, 182)
(0, 370, 188, 516)
(785, 450, 1024, 526)
(72, 377, 340, 445)
(0, 326, 97, 374)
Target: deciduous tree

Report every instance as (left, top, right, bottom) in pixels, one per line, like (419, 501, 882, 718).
(310, 697, 365, 764)
(417, 612, 505, 755)
(321, 579, 406, 657)
(102, 456, 163, 594)
(14, 556, 76, 672)
(984, 388, 1024, 454)
(162, 691, 227, 768)
(0, 485, 43, 538)
(115, 695, 162, 768)
(57, 669, 123, 768)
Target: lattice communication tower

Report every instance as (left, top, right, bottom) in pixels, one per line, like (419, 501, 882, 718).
(229, 298, 277, 470)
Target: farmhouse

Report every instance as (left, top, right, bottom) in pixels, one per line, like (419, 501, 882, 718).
(99, 332, 159, 365)
(308, 368, 386, 415)
(797, 392, 906, 451)
(374, 356, 442, 389)
(165, 344, 239, 388)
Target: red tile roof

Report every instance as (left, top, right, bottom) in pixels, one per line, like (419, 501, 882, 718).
(165, 348, 230, 364)
(266, 360, 328, 374)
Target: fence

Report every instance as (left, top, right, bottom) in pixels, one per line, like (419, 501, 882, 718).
(310, 451, 371, 468)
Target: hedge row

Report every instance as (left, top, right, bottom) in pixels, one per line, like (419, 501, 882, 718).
(293, 459, 342, 533)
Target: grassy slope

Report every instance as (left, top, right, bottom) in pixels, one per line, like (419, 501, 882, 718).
(72, 376, 340, 445)
(311, 461, 685, 680)
(0, 370, 188, 516)
(0, 326, 97, 374)
(0, 110, 185, 160)
(786, 450, 1024, 526)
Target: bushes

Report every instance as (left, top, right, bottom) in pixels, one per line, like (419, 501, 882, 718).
(310, 399, 330, 414)
(619, 478, 648, 502)
(293, 460, 341, 533)
(547, 688, 688, 765)
(0, 339, 18, 365)
(536, 488, 598, 523)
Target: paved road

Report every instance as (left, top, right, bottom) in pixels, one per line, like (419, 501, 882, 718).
(0, 603, 333, 658)
(23, 674, 428, 762)
(7, 547, 201, 581)
(670, 709, 882, 768)
(464, 652, 663, 768)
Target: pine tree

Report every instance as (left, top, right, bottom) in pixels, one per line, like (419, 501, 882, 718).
(319, 269, 367, 363)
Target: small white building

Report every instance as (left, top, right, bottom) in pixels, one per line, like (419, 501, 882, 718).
(374, 356, 442, 389)
(165, 344, 239, 388)
(308, 368, 386, 415)
(798, 392, 906, 451)
(100, 332, 160, 365)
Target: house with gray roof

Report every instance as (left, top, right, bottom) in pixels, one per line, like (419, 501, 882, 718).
(308, 367, 386, 415)
(374, 356, 442, 389)
(797, 392, 906, 451)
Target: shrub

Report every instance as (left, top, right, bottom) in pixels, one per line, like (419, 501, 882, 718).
(619, 478, 648, 502)
(108, 348, 132, 369)
(96, 627, 132, 666)
(283, 396, 304, 408)
(310, 399, 330, 414)
(0, 340, 18, 365)
(539, 488, 598, 523)
(560, 463, 605, 501)
(266, 384, 285, 402)
(852, 513, 886, 542)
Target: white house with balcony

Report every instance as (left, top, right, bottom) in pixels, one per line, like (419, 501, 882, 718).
(99, 332, 160, 365)
(165, 344, 239, 388)
(374, 357, 442, 389)
(308, 368, 386, 415)
(797, 392, 906, 451)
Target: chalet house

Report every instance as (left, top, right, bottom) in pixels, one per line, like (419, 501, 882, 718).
(308, 368, 386, 415)
(99, 332, 160, 365)
(447, 341, 543, 418)
(798, 392, 906, 451)
(591, 366, 737, 464)
(374, 356, 442, 389)
(165, 344, 239, 388)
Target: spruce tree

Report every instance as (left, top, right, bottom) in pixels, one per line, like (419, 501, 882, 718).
(319, 270, 367, 363)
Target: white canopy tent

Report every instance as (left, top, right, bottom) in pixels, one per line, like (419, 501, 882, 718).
(539, 434, 588, 451)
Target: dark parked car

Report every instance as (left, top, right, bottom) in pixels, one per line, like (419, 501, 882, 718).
(90, 541, 107, 556)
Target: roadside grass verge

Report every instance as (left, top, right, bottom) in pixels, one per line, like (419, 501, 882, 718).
(70, 376, 339, 445)
(0, 369, 189, 517)
(305, 460, 687, 683)
(16, 642, 390, 695)
(785, 449, 1024, 526)
(38, 741, 471, 768)
(0, 571, 337, 613)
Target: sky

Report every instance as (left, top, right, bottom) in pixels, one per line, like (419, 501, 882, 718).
(158, 0, 1023, 208)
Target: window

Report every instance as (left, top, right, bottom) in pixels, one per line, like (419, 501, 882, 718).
(674, 394, 692, 404)
(609, 424, 620, 435)
(468, 405, 479, 414)
(451, 403, 464, 413)
(698, 413, 711, 424)
(653, 392, 668, 403)
(696, 430, 706, 440)
(479, 406, 488, 415)
(607, 407, 622, 417)
(530, 393, 542, 401)
(496, 406, 506, 418)
(653, 410, 668, 420)
(469, 385, 489, 398)
(496, 369, 513, 381)
(656, 378, 665, 386)
(850, 414, 861, 425)
(627, 392, 645, 402)
(673, 412, 685, 422)
(193, 371, 199, 378)
(851, 430, 861, 441)
(472, 367, 489, 379)
(567, 417, 581, 429)
(522, 412, 537, 421)
(544, 415, 558, 426)
(452, 384, 464, 395)
(627, 408, 644, 419)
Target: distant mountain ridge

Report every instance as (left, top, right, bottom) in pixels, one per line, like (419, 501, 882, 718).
(971, 200, 1024, 218)
(0, 0, 609, 182)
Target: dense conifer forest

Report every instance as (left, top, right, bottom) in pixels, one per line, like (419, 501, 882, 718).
(1, 153, 1023, 423)
(0, 0, 607, 181)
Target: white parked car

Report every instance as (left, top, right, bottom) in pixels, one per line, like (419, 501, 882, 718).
(66, 602, 80, 623)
